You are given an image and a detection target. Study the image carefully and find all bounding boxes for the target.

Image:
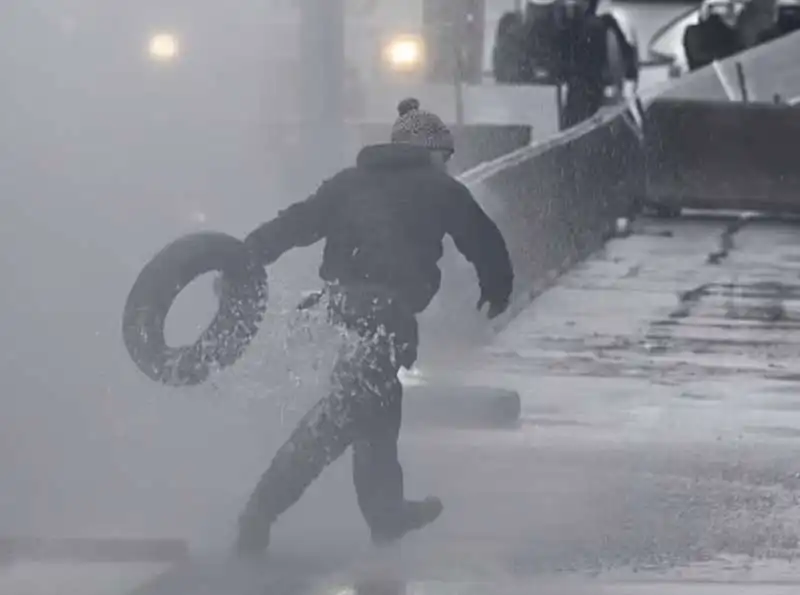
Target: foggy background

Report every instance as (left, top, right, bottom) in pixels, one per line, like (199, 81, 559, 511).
(0, 0, 493, 551)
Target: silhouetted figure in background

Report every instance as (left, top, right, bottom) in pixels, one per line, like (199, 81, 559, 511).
(494, 0, 617, 128)
(493, 11, 526, 83)
(522, 1, 564, 82)
(557, 0, 607, 128)
(684, 13, 743, 70)
(598, 13, 639, 83)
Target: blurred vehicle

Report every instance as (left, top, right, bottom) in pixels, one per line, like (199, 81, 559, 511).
(650, 0, 800, 76)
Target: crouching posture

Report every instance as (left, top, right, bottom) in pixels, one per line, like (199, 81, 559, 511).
(236, 98, 514, 555)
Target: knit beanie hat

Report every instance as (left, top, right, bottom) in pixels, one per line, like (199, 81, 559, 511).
(390, 98, 455, 154)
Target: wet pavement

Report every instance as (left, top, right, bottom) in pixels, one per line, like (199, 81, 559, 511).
(15, 213, 797, 594)
(406, 214, 800, 582)
(453, 214, 800, 445)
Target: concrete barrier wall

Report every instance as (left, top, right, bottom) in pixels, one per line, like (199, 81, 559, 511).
(641, 30, 800, 212)
(465, 112, 640, 309)
(644, 99, 800, 212)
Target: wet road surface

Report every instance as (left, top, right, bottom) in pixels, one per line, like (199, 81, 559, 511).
(51, 214, 800, 594)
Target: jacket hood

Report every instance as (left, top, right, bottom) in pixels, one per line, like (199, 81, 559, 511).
(356, 143, 433, 170)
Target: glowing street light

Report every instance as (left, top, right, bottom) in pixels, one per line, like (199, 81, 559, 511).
(148, 33, 179, 62)
(382, 34, 425, 72)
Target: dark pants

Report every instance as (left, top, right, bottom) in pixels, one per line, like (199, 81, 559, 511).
(562, 79, 605, 129)
(240, 283, 418, 539)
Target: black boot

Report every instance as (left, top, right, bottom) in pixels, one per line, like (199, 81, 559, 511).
(371, 496, 444, 546)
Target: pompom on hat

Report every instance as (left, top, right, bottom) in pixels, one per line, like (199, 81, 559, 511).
(390, 98, 454, 154)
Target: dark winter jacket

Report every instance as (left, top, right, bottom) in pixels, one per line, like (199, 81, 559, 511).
(245, 143, 514, 314)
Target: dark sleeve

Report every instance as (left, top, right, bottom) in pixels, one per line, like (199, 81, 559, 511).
(444, 181, 514, 304)
(243, 175, 343, 266)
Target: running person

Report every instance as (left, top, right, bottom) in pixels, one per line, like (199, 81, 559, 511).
(236, 98, 514, 555)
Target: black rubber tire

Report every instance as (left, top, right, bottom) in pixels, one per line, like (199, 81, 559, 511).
(122, 232, 268, 387)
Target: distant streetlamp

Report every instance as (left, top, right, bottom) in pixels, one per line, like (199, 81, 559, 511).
(148, 33, 179, 62)
(382, 34, 426, 72)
